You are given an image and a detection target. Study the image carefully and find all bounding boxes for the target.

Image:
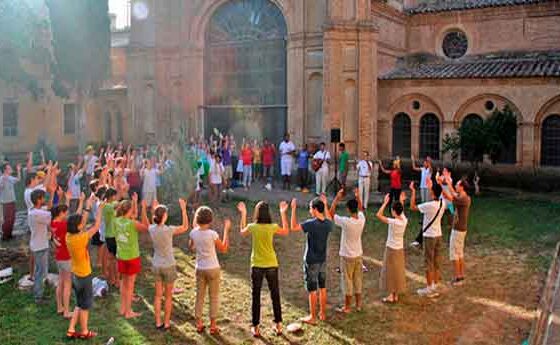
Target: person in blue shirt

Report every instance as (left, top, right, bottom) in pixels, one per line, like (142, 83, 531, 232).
(296, 144, 310, 193)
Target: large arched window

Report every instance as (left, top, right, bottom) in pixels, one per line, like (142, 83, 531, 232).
(420, 113, 440, 160)
(461, 114, 484, 162)
(393, 113, 411, 157)
(541, 114, 560, 166)
(205, 0, 287, 142)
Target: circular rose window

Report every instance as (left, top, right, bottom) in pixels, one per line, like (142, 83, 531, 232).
(442, 31, 468, 59)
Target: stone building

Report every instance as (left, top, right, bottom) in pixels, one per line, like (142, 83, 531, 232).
(1, 0, 560, 168)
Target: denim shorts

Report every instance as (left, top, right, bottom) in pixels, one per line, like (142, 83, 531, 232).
(303, 261, 327, 292)
(73, 274, 93, 310)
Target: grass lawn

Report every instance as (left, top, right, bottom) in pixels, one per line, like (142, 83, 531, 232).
(1, 194, 559, 345)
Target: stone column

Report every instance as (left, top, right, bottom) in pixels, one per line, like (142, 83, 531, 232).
(357, 23, 378, 158)
(520, 121, 536, 167)
(287, 34, 306, 145)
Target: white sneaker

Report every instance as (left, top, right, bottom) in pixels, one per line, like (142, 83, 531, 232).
(410, 241, 421, 249)
(417, 286, 439, 298)
(228, 188, 234, 193)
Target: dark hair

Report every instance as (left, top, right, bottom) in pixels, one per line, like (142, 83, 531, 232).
(153, 205, 168, 225)
(30, 189, 46, 206)
(458, 178, 470, 192)
(339, 143, 345, 149)
(51, 204, 69, 219)
(0, 163, 9, 173)
(94, 167, 103, 179)
(96, 186, 108, 200)
(116, 200, 132, 217)
(346, 199, 358, 214)
(67, 214, 83, 234)
(253, 201, 272, 224)
(320, 142, 326, 147)
(431, 183, 443, 199)
(89, 179, 99, 193)
(104, 187, 118, 201)
(310, 198, 325, 213)
(195, 206, 213, 225)
(392, 201, 404, 216)
(25, 173, 37, 187)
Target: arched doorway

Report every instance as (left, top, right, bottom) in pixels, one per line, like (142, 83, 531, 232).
(204, 0, 288, 143)
(541, 114, 560, 166)
(460, 114, 484, 162)
(419, 113, 440, 160)
(392, 113, 411, 157)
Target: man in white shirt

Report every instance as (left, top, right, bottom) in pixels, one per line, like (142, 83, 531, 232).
(67, 163, 84, 213)
(28, 189, 52, 303)
(356, 151, 373, 210)
(328, 188, 365, 313)
(410, 179, 446, 298)
(278, 134, 296, 190)
(141, 159, 162, 208)
(313, 143, 331, 195)
(0, 162, 21, 240)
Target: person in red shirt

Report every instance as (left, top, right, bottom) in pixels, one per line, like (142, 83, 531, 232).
(261, 139, 276, 186)
(379, 159, 402, 206)
(52, 193, 81, 319)
(241, 143, 254, 190)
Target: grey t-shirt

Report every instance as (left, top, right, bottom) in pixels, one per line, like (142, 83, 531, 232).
(148, 224, 176, 268)
(29, 208, 52, 252)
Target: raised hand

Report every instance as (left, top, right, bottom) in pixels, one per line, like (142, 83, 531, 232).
(290, 198, 297, 209)
(237, 202, 246, 214)
(224, 219, 232, 231)
(336, 189, 344, 199)
(279, 201, 288, 213)
(383, 194, 391, 205)
(131, 192, 138, 203)
(178, 198, 187, 210)
(399, 191, 407, 204)
(319, 194, 328, 206)
(354, 187, 359, 199)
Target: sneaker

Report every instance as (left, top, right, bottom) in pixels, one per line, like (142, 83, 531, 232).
(228, 188, 234, 193)
(222, 189, 227, 193)
(417, 287, 439, 298)
(362, 264, 369, 273)
(410, 241, 421, 249)
(295, 187, 301, 192)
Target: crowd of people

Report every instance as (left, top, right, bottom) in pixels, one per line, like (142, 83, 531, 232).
(0, 136, 474, 340)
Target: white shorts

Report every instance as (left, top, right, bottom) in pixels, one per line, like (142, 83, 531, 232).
(449, 230, 467, 261)
(281, 157, 293, 176)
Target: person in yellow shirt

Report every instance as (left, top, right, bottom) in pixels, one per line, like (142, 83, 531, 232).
(65, 195, 105, 340)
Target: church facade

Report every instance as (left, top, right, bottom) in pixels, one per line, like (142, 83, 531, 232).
(1, 0, 560, 168)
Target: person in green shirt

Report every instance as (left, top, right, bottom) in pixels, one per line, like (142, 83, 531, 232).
(338, 143, 350, 192)
(114, 194, 149, 319)
(237, 200, 289, 338)
(102, 188, 119, 288)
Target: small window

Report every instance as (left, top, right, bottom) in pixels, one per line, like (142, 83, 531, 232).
(485, 101, 495, 112)
(419, 113, 440, 160)
(541, 114, 560, 166)
(2, 103, 18, 137)
(63, 103, 77, 135)
(412, 100, 421, 111)
(442, 30, 468, 59)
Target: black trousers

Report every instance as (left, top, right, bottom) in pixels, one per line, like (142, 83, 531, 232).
(251, 267, 282, 326)
(389, 188, 402, 206)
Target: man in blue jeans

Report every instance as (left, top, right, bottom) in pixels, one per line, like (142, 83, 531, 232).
(290, 196, 333, 324)
(28, 189, 52, 304)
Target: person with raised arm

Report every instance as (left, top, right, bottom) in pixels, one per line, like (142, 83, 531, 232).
(378, 158, 402, 207)
(0, 162, 21, 240)
(237, 200, 289, 337)
(409, 179, 446, 298)
(328, 188, 366, 314)
(290, 195, 333, 324)
(65, 196, 105, 340)
(189, 206, 231, 335)
(411, 155, 433, 203)
(114, 194, 149, 319)
(376, 193, 408, 304)
(148, 198, 190, 331)
(439, 170, 472, 286)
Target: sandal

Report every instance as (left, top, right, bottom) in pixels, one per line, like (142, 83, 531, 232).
(196, 324, 206, 333)
(274, 325, 283, 336)
(78, 330, 97, 340)
(251, 326, 261, 338)
(209, 327, 220, 335)
(382, 297, 396, 304)
(66, 331, 77, 339)
(156, 324, 164, 330)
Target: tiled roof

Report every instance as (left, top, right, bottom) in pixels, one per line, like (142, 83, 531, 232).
(380, 51, 560, 80)
(406, 0, 551, 14)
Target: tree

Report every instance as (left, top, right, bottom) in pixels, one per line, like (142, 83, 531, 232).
(442, 104, 518, 170)
(0, 1, 49, 98)
(46, 0, 111, 151)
